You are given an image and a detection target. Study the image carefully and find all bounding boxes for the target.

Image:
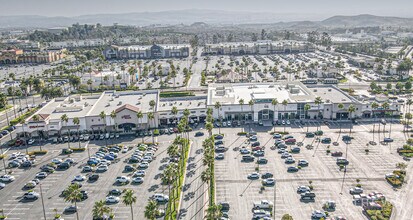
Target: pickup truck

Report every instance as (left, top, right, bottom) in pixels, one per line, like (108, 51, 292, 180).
(253, 200, 273, 209)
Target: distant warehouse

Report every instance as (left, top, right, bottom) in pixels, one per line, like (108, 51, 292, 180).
(203, 40, 315, 56)
(103, 43, 190, 60)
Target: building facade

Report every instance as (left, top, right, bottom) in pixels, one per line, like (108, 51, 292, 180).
(15, 83, 402, 138)
(103, 44, 190, 60)
(203, 40, 315, 56)
(0, 48, 67, 65)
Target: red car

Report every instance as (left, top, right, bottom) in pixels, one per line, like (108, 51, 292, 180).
(285, 138, 296, 144)
(252, 146, 262, 151)
(15, 139, 24, 146)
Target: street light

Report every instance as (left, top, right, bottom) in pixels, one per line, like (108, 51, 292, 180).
(273, 179, 276, 220)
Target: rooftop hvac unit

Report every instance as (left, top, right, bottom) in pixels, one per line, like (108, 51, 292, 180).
(328, 89, 332, 92)
(313, 89, 317, 92)
(290, 88, 300, 94)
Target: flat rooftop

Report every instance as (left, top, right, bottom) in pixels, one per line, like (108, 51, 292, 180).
(208, 82, 315, 105)
(309, 86, 354, 104)
(38, 95, 100, 121)
(89, 90, 158, 116)
(157, 96, 207, 112)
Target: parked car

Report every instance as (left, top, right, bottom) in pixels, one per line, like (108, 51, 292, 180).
(349, 187, 363, 195)
(152, 194, 169, 203)
(88, 174, 99, 181)
(106, 196, 120, 203)
(287, 166, 299, 172)
(247, 172, 260, 179)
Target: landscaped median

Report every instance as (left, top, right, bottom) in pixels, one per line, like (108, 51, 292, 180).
(9, 107, 39, 126)
(27, 150, 48, 156)
(159, 91, 194, 98)
(164, 137, 190, 220)
(364, 201, 393, 220)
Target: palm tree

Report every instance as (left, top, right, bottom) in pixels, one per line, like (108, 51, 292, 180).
(148, 112, 155, 144)
(201, 167, 212, 205)
(282, 100, 288, 133)
(110, 110, 117, 142)
(60, 114, 70, 149)
(92, 200, 112, 220)
(337, 103, 344, 142)
(314, 96, 323, 131)
(238, 98, 245, 131)
(406, 99, 413, 132)
(144, 200, 158, 220)
(32, 114, 43, 151)
(382, 102, 390, 137)
(63, 183, 82, 220)
(248, 100, 254, 133)
(183, 109, 190, 139)
(73, 117, 80, 148)
(171, 106, 178, 126)
(136, 111, 144, 143)
(122, 189, 137, 220)
(206, 122, 213, 136)
(371, 102, 379, 144)
(214, 102, 222, 134)
(304, 104, 311, 132)
(206, 203, 222, 219)
(99, 111, 108, 147)
(271, 99, 278, 132)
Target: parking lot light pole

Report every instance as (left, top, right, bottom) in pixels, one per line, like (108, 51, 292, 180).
(39, 183, 47, 220)
(273, 180, 276, 220)
(0, 141, 7, 174)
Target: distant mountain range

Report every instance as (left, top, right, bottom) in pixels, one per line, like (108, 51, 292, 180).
(0, 10, 412, 29)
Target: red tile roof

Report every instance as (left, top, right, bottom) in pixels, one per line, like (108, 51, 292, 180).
(115, 104, 139, 113)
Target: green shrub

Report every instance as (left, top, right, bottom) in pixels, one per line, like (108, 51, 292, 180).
(237, 132, 247, 136)
(69, 147, 86, 152)
(27, 150, 48, 155)
(159, 91, 194, 98)
(153, 129, 160, 136)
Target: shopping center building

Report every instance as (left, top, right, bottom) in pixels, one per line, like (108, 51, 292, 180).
(16, 82, 403, 138)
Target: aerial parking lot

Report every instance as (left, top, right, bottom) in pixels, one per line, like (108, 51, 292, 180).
(0, 134, 177, 220)
(214, 120, 408, 220)
(0, 119, 410, 220)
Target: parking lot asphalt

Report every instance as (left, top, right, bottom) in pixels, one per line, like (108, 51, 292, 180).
(214, 120, 409, 220)
(0, 120, 411, 220)
(0, 134, 177, 220)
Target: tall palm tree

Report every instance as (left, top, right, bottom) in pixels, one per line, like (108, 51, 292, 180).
(206, 203, 222, 219)
(183, 109, 190, 139)
(214, 102, 222, 134)
(304, 104, 311, 132)
(238, 98, 244, 131)
(337, 103, 344, 142)
(99, 111, 108, 147)
(282, 100, 288, 133)
(122, 189, 137, 220)
(60, 114, 70, 149)
(382, 102, 390, 137)
(144, 200, 158, 220)
(248, 100, 254, 133)
(371, 102, 379, 144)
(110, 110, 117, 144)
(271, 99, 278, 132)
(314, 97, 323, 131)
(136, 111, 144, 143)
(171, 106, 178, 126)
(63, 183, 82, 220)
(32, 114, 43, 151)
(73, 117, 80, 148)
(206, 122, 213, 137)
(92, 200, 112, 220)
(148, 112, 155, 144)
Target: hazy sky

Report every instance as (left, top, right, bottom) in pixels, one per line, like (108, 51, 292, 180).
(0, 0, 411, 18)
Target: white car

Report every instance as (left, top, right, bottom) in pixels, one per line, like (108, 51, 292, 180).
(97, 165, 108, 172)
(122, 147, 128, 153)
(139, 162, 149, 168)
(10, 152, 22, 159)
(116, 176, 130, 183)
(0, 175, 15, 182)
(247, 172, 260, 179)
(36, 172, 48, 179)
(51, 158, 63, 164)
(105, 196, 120, 203)
(0, 182, 5, 189)
(311, 210, 326, 219)
(73, 175, 86, 181)
(142, 156, 153, 163)
(152, 194, 169, 203)
(297, 185, 311, 193)
(132, 177, 144, 184)
(215, 153, 225, 159)
(83, 134, 90, 141)
(285, 157, 295, 163)
(133, 170, 146, 177)
(27, 139, 35, 145)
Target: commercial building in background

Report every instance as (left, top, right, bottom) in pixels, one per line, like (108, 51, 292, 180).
(202, 40, 315, 56)
(15, 82, 402, 138)
(103, 43, 190, 60)
(0, 48, 67, 65)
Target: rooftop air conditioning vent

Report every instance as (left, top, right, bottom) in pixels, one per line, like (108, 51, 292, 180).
(328, 89, 332, 92)
(313, 89, 317, 92)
